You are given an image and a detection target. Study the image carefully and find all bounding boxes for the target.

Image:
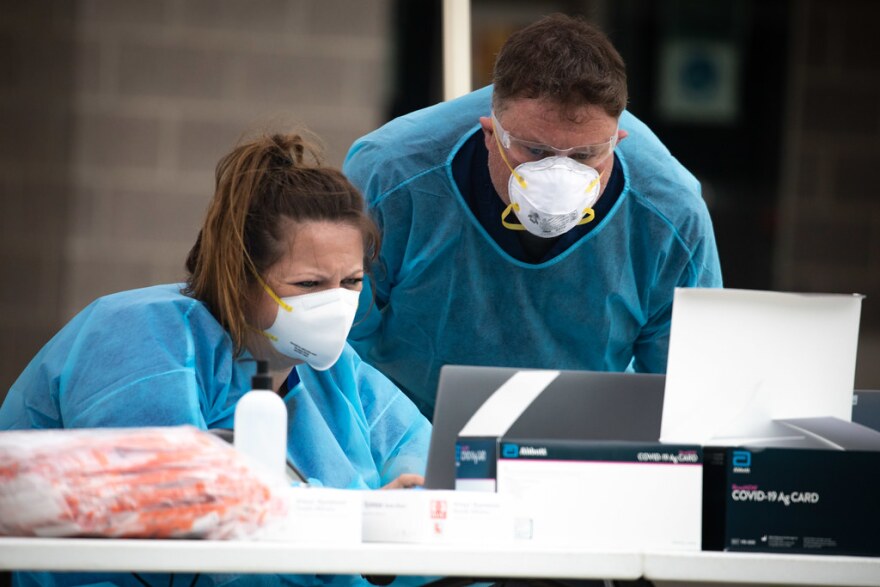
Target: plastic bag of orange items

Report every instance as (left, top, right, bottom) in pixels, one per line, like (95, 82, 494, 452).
(0, 426, 289, 539)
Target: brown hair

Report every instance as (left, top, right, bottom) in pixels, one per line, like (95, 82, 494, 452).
(492, 13, 628, 119)
(183, 132, 380, 354)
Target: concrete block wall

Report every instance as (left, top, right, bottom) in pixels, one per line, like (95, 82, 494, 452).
(0, 1, 76, 399)
(0, 0, 392, 396)
(3, 0, 878, 399)
(775, 0, 880, 387)
(66, 0, 392, 315)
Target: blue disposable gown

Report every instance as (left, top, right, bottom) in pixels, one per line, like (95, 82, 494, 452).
(344, 86, 723, 418)
(0, 284, 430, 587)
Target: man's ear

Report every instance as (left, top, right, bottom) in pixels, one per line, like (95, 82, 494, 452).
(479, 116, 494, 149)
(479, 116, 493, 134)
(617, 129, 629, 143)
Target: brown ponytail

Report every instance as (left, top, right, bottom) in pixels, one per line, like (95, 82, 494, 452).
(184, 132, 380, 354)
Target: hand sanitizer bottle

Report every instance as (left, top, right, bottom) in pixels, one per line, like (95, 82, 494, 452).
(234, 360, 288, 483)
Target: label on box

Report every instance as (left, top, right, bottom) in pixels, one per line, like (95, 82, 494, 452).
(260, 487, 363, 543)
(703, 446, 880, 556)
(455, 437, 498, 492)
(362, 489, 514, 544)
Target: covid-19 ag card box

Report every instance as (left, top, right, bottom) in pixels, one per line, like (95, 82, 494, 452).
(702, 417, 880, 557)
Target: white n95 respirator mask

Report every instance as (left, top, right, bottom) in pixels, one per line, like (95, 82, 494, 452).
(262, 287, 360, 371)
(501, 156, 603, 238)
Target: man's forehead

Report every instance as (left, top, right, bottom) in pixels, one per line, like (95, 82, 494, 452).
(497, 97, 611, 120)
(497, 98, 618, 142)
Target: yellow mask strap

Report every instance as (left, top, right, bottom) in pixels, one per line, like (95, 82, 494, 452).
(501, 202, 526, 231)
(585, 171, 602, 194)
(574, 169, 604, 225)
(252, 272, 293, 313)
(577, 208, 596, 225)
(258, 329, 279, 342)
(492, 117, 527, 190)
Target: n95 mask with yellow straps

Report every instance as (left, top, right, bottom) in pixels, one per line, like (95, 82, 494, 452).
(262, 287, 360, 370)
(501, 155, 603, 239)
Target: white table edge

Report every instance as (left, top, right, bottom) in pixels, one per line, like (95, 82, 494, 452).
(0, 538, 642, 580)
(2, 539, 879, 585)
(644, 550, 880, 586)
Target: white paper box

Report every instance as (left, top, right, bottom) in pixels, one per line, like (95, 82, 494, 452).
(497, 453, 702, 551)
(261, 487, 363, 543)
(362, 489, 514, 544)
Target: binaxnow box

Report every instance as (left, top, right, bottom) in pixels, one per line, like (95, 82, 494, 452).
(456, 437, 702, 551)
(361, 489, 514, 544)
(451, 369, 702, 551)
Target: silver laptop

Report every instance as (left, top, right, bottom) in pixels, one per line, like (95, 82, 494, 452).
(423, 365, 667, 489)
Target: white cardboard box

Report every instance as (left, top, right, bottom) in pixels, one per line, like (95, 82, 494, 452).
(494, 447, 702, 551)
(452, 369, 702, 552)
(260, 487, 363, 543)
(362, 489, 514, 544)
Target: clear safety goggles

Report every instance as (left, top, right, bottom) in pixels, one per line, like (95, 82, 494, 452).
(491, 111, 618, 167)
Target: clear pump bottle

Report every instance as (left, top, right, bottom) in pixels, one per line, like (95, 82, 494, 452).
(234, 360, 288, 483)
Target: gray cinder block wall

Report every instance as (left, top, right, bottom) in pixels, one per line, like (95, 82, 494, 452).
(1, 0, 392, 398)
(1, 2, 77, 399)
(1, 0, 878, 403)
(65, 0, 391, 315)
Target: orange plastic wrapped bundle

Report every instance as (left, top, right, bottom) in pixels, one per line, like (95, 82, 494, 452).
(0, 426, 289, 539)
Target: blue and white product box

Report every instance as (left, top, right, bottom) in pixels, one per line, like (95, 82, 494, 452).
(702, 418, 880, 557)
(453, 370, 703, 551)
(361, 489, 514, 544)
(458, 438, 702, 550)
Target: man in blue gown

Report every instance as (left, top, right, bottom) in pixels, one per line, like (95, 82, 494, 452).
(344, 14, 723, 418)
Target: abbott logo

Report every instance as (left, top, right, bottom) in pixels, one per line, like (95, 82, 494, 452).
(732, 450, 751, 473)
(502, 444, 520, 458)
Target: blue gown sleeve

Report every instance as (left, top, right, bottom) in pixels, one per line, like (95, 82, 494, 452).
(59, 295, 214, 429)
(631, 193, 723, 374)
(352, 352, 431, 486)
(0, 288, 246, 431)
(344, 141, 398, 356)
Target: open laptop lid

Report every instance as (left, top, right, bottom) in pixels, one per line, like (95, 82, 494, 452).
(423, 365, 666, 489)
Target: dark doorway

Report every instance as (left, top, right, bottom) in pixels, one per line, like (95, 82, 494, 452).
(607, 0, 790, 289)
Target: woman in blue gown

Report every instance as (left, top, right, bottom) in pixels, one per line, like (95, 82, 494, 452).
(0, 132, 431, 587)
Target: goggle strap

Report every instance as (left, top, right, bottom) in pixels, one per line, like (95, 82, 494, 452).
(501, 202, 526, 231)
